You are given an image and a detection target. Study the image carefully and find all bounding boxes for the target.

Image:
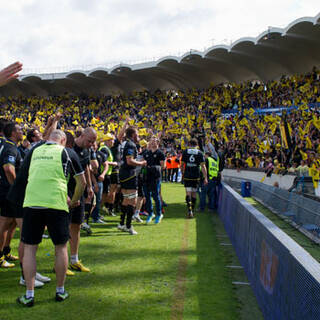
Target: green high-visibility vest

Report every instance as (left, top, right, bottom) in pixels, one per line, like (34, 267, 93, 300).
(207, 156, 219, 180)
(23, 143, 68, 212)
(99, 145, 113, 175)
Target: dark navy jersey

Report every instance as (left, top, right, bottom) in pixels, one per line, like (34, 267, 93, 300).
(0, 139, 22, 199)
(73, 143, 91, 169)
(182, 148, 205, 180)
(95, 150, 107, 177)
(68, 142, 91, 195)
(121, 139, 137, 171)
(110, 138, 121, 164)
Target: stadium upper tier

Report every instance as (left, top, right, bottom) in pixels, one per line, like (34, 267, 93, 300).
(1, 13, 320, 96)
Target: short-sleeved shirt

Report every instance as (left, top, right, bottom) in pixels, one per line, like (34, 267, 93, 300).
(110, 138, 122, 170)
(143, 149, 165, 167)
(119, 139, 138, 184)
(0, 139, 22, 200)
(95, 150, 107, 178)
(143, 149, 165, 183)
(90, 148, 97, 161)
(68, 142, 90, 196)
(182, 148, 205, 180)
(121, 139, 138, 171)
(73, 143, 91, 169)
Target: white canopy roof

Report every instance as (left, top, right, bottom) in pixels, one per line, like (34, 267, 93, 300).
(1, 13, 320, 96)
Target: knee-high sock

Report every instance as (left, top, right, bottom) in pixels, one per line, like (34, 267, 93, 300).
(126, 205, 135, 229)
(191, 197, 197, 211)
(84, 203, 91, 224)
(120, 205, 127, 226)
(3, 246, 11, 256)
(186, 195, 192, 213)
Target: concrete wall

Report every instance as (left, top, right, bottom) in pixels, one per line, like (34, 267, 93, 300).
(222, 169, 296, 190)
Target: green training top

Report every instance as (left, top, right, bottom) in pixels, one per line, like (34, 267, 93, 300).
(23, 143, 68, 212)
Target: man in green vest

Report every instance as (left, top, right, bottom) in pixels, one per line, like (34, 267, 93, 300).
(199, 152, 219, 211)
(15, 130, 86, 307)
(207, 154, 220, 210)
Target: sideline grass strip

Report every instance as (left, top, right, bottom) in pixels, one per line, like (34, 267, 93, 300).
(170, 218, 189, 320)
(245, 197, 320, 262)
(2, 183, 249, 320)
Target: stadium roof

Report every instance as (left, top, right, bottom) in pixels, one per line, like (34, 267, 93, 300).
(1, 13, 320, 96)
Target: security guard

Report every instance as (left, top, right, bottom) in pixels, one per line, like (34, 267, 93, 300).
(207, 154, 220, 210)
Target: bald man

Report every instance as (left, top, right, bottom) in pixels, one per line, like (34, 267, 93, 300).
(68, 127, 97, 273)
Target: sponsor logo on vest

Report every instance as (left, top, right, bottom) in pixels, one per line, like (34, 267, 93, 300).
(33, 156, 54, 161)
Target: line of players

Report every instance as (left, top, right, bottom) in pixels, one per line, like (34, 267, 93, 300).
(88, 124, 167, 236)
(0, 113, 221, 306)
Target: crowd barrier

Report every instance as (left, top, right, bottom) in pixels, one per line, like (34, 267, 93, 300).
(222, 169, 296, 190)
(218, 183, 320, 320)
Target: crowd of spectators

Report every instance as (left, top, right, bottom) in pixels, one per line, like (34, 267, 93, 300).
(0, 67, 319, 180)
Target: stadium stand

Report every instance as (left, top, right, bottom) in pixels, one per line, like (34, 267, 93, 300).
(0, 66, 319, 196)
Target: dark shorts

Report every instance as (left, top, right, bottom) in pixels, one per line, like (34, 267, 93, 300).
(21, 207, 70, 245)
(184, 179, 199, 189)
(69, 200, 85, 225)
(0, 199, 23, 219)
(110, 171, 120, 185)
(120, 169, 137, 190)
(103, 175, 111, 193)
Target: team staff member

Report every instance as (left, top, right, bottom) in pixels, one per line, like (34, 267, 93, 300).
(91, 141, 108, 223)
(68, 127, 97, 272)
(143, 137, 165, 224)
(181, 138, 208, 218)
(199, 153, 220, 211)
(15, 130, 86, 307)
(0, 123, 23, 268)
(118, 127, 146, 235)
(101, 119, 129, 216)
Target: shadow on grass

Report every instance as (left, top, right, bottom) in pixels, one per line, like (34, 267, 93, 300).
(196, 210, 239, 320)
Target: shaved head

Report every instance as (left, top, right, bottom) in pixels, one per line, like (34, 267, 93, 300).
(83, 127, 97, 138)
(77, 127, 97, 149)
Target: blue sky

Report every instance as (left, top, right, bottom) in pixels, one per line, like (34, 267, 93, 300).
(0, 0, 319, 73)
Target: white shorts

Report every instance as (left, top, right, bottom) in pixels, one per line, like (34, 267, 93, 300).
(186, 187, 197, 193)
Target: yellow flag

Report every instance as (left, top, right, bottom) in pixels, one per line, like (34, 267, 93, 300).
(306, 136, 312, 149)
(300, 150, 308, 160)
(138, 128, 147, 136)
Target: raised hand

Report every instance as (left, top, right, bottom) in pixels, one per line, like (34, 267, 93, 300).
(0, 62, 23, 87)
